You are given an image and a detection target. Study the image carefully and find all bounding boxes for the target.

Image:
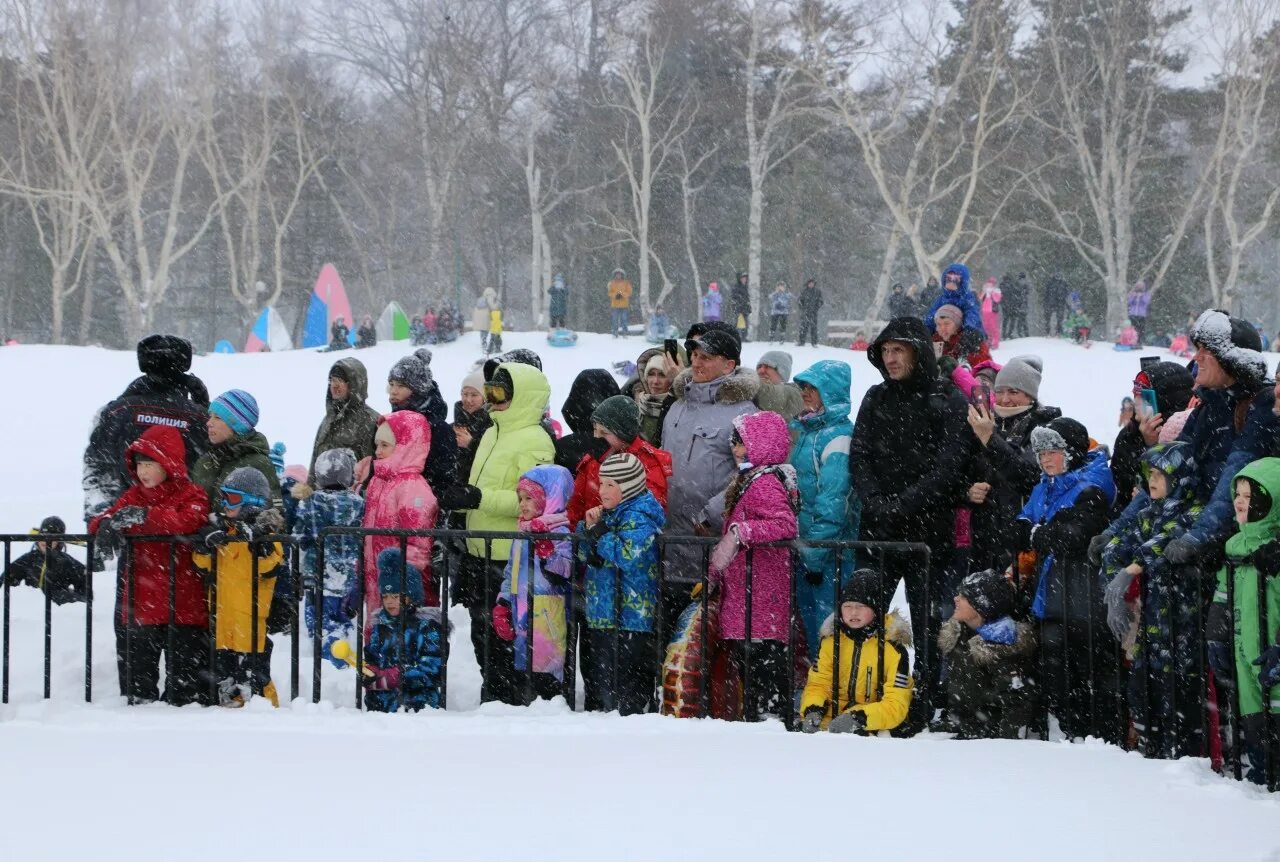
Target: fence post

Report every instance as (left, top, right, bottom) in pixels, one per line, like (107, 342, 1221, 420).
(166, 542, 177, 706)
(85, 535, 94, 703)
(312, 533, 325, 704)
(43, 572, 52, 700)
(1227, 559, 1242, 781)
(439, 530, 451, 710)
(699, 542, 710, 720)
(3, 540, 10, 704)
(208, 548, 219, 706)
(524, 531, 535, 707)
(289, 542, 300, 704)
(1259, 553, 1276, 792)
(355, 537, 366, 711)
(744, 546, 754, 722)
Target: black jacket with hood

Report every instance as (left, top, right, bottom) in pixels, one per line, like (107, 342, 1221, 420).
(850, 317, 974, 547)
(1109, 360, 1194, 517)
(554, 369, 622, 473)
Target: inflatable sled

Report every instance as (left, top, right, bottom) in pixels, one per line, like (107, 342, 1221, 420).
(546, 328, 578, 347)
(660, 598, 742, 720)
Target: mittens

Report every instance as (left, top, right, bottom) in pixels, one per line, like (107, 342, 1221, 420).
(492, 601, 515, 642)
(1163, 537, 1197, 565)
(361, 665, 402, 691)
(1104, 570, 1137, 641)
(800, 708, 824, 734)
(1254, 643, 1280, 689)
(828, 710, 866, 734)
(1087, 531, 1113, 566)
(112, 506, 148, 529)
(439, 484, 483, 511)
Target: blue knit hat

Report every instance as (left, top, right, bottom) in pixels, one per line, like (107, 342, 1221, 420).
(376, 547, 425, 605)
(210, 390, 260, 437)
(268, 441, 286, 477)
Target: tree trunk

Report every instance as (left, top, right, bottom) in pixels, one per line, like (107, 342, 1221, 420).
(747, 167, 763, 335)
(864, 224, 905, 324)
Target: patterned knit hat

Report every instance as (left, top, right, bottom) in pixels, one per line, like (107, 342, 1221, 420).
(599, 453, 647, 504)
(268, 442, 286, 478)
(210, 390, 260, 437)
(388, 352, 435, 398)
(957, 569, 1016, 622)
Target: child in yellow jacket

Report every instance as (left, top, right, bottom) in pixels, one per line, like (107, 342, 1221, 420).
(193, 467, 284, 707)
(487, 307, 504, 355)
(800, 568, 913, 733)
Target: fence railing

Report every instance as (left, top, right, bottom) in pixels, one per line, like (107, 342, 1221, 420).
(1, 529, 1274, 791)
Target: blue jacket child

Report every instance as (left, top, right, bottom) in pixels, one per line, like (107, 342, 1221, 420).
(923, 262, 985, 336)
(362, 547, 445, 713)
(291, 448, 365, 667)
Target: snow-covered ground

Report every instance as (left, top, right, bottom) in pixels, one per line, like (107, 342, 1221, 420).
(1, 330, 1278, 861)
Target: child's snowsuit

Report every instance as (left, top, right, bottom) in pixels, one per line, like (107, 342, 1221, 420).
(293, 485, 364, 665)
(1211, 458, 1280, 784)
(362, 412, 438, 620)
(923, 263, 985, 336)
(193, 529, 284, 706)
(1101, 442, 1206, 757)
(488, 309, 503, 355)
(364, 606, 446, 713)
(702, 287, 722, 322)
(579, 488, 666, 715)
(713, 411, 799, 715)
(800, 611, 914, 732)
(89, 425, 211, 705)
(938, 616, 1036, 739)
(499, 465, 574, 696)
(4, 541, 87, 605)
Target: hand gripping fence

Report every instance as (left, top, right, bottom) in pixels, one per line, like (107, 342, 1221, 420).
(1, 527, 1274, 791)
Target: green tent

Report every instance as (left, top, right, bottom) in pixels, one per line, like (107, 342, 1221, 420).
(376, 301, 411, 341)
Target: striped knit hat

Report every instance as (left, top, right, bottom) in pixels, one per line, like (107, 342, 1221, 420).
(598, 453, 647, 504)
(210, 389, 260, 437)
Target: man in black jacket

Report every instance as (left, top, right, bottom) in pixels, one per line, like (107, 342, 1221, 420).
(82, 335, 210, 520)
(1108, 360, 1194, 518)
(796, 278, 824, 347)
(850, 317, 975, 733)
(730, 272, 752, 342)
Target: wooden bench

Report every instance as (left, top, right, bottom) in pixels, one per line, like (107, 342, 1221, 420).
(825, 319, 887, 346)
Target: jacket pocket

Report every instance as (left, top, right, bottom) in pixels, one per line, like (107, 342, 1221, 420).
(688, 425, 721, 461)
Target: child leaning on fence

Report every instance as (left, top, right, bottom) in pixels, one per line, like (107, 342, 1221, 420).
(193, 467, 284, 708)
(1208, 460, 1280, 785)
(800, 569, 913, 734)
(493, 464, 575, 701)
(578, 453, 666, 715)
(362, 547, 446, 713)
(291, 448, 364, 669)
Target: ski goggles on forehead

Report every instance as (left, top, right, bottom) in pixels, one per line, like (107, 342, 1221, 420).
(219, 487, 267, 509)
(483, 382, 510, 404)
(1133, 371, 1151, 391)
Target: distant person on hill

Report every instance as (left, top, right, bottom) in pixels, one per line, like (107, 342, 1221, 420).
(923, 263, 985, 339)
(702, 282, 723, 322)
(328, 317, 350, 351)
(730, 272, 752, 342)
(1042, 272, 1070, 336)
(548, 273, 569, 329)
(356, 314, 377, 349)
(608, 268, 633, 337)
(796, 278, 823, 347)
(472, 288, 499, 352)
(769, 281, 793, 341)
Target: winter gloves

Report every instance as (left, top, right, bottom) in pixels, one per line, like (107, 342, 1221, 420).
(1162, 537, 1197, 565)
(1087, 531, 1113, 566)
(1104, 569, 1137, 641)
(1247, 539, 1280, 579)
(113, 506, 149, 529)
(92, 506, 150, 563)
(1255, 643, 1280, 690)
(800, 707, 867, 734)
(438, 484, 482, 511)
(360, 665, 402, 692)
(492, 601, 515, 642)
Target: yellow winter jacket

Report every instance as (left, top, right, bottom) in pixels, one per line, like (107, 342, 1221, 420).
(193, 534, 283, 654)
(800, 611, 913, 731)
(489, 309, 504, 334)
(608, 278, 633, 308)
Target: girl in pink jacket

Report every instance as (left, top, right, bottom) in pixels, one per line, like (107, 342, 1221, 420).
(362, 411, 438, 622)
(709, 410, 799, 719)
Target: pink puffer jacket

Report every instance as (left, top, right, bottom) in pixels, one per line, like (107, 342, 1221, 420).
(363, 411, 438, 615)
(712, 411, 798, 642)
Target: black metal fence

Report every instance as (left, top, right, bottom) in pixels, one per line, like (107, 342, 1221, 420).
(1, 529, 1274, 791)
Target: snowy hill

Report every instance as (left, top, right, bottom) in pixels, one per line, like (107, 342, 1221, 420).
(0, 331, 1277, 861)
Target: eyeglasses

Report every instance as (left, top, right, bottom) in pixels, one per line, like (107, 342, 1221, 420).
(220, 488, 266, 509)
(484, 382, 510, 404)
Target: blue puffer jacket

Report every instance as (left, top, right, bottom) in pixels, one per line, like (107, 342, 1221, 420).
(789, 360, 859, 578)
(923, 263, 985, 335)
(579, 490, 666, 632)
(292, 488, 365, 594)
(364, 606, 445, 713)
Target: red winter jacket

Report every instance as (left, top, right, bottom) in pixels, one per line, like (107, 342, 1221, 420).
(89, 425, 211, 627)
(567, 437, 672, 528)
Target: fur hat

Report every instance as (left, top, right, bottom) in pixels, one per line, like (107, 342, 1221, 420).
(957, 569, 1016, 623)
(314, 448, 356, 490)
(933, 304, 964, 328)
(591, 395, 641, 444)
(994, 354, 1043, 400)
(210, 390, 260, 437)
(1191, 309, 1267, 387)
(599, 453, 647, 503)
(1030, 417, 1089, 466)
(376, 547, 425, 605)
(756, 350, 794, 382)
(136, 334, 193, 378)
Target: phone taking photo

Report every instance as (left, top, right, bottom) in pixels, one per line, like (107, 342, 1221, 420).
(664, 338, 679, 364)
(1135, 387, 1159, 419)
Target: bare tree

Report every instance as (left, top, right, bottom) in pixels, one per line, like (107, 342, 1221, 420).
(594, 24, 693, 320)
(676, 136, 720, 313)
(813, 0, 1032, 322)
(1201, 2, 1280, 310)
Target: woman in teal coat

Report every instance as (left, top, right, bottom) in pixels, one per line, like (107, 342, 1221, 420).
(788, 359, 859, 660)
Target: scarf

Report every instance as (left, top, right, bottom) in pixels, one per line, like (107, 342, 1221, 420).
(724, 463, 800, 521)
(635, 390, 668, 419)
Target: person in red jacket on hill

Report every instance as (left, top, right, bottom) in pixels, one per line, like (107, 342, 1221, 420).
(566, 395, 671, 528)
(89, 424, 212, 705)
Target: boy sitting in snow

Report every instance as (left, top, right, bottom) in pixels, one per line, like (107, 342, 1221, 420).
(938, 569, 1036, 739)
(4, 516, 87, 605)
(800, 568, 913, 734)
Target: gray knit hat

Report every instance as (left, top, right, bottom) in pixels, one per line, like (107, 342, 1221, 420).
(591, 395, 640, 444)
(220, 466, 271, 513)
(314, 448, 356, 490)
(756, 350, 794, 382)
(994, 354, 1043, 400)
(933, 304, 964, 328)
(388, 351, 435, 398)
(599, 453, 647, 503)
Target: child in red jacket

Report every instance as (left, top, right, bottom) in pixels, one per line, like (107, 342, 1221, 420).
(566, 395, 671, 527)
(89, 425, 211, 705)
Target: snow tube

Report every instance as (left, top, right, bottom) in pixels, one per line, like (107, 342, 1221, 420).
(213, 340, 237, 354)
(660, 598, 740, 720)
(1112, 344, 1140, 352)
(546, 328, 578, 347)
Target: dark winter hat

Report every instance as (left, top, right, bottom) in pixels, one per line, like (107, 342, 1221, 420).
(599, 453, 647, 504)
(840, 569, 883, 613)
(220, 466, 271, 513)
(686, 328, 741, 365)
(592, 395, 641, 444)
(389, 352, 435, 398)
(1191, 309, 1268, 387)
(328, 361, 351, 384)
(957, 569, 1016, 623)
(994, 354, 1043, 400)
(210, 389, 260, 437)
(483, 348, 542, 380)
(756, 350, 793, 382)
(685, 320, 740, 342)
(376, 547, 425, 605)
(314, 448, 356, 490)
(1030, 417, 1089, 467)
(38, 516, 66, 536)
(136, 334, 193, 378)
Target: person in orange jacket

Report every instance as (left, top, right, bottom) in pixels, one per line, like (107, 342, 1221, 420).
(608, 268, 633, 338)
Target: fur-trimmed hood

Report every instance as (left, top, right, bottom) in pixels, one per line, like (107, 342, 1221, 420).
(819, 609, 912, 645)
(671, 365, 760, 405)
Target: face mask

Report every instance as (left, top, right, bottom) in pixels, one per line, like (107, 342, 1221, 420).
(993, 403, 1034, 419)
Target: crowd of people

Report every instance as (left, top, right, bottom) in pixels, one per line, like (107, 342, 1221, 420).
(6, 270, 1279, 790)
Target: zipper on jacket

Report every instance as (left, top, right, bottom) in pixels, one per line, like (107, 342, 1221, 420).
(865, 666, 873, 702)
(847, 639, 864, 706)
